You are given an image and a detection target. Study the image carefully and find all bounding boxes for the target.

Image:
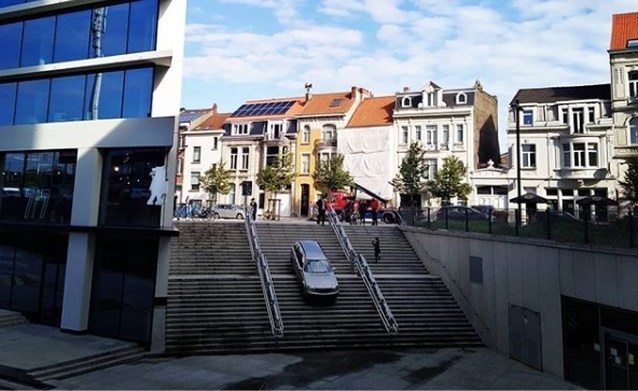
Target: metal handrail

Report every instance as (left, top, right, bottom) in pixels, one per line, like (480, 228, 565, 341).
(327, 208, 398, 334)
(245, 211, 284, 337)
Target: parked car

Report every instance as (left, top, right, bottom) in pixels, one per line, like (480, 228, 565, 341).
(210, 204, 245, 220)
(471, 205, 509, 222)
(290, 240, 339, 301)
(533, 210, 581, 224)
(436, 205, 495, 222)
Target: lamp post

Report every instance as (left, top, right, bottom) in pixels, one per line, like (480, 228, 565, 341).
(512, 99, 523, 236)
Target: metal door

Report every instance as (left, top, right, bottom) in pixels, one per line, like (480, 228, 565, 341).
(509, 304, 543, 370)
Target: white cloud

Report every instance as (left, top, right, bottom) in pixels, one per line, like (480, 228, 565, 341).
(183, 0, 638, 149)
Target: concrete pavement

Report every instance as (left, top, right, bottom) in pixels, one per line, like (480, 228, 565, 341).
(0, 320, 579, 390)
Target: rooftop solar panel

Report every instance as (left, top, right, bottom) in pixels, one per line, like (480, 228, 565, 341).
(179, 110, 208, 123)
(231, 100, 296, 117)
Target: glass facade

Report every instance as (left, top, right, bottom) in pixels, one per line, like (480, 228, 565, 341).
(0, 67, 153, 125)
(0, 0, 158, 69)
(99, 148, 166, 227)
(0, 230, 68, 326)
(0, 150, 76, 224)
(89, 233, 158, 344)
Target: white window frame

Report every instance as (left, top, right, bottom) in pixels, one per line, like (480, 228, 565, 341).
(414, 125, 422, 141)
(228, 183, 236, 204)
(456, 93, 467, 104)
(425, 125, 437, 149)
(562, 142, 598, 168)
(302, 125, 310, 144)
(629, 71, 638, 99)
(212, 136, 219, 150)
(401, 96, 411, 108)
(441, 124, 449, 148)
(230, 147, 238, 170)
(571, 108, 585, 134)
(523, 110, 533, 126)
(521, 144, 536, 168)
(240, 147, 249, 170)
(322, 124, 336, 142)
(455, 124, 464, 144)
(190, 171, 200, 191)
(425, 159, 437, 180)
(192, 146, 201, 163)
(301, 153, 310, 174)
(401, 126, 409, 144)
(317, 152, 333, 162)
(232, 123, 249, 135)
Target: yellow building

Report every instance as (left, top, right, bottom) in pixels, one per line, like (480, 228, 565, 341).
(292, 86, 373, 217)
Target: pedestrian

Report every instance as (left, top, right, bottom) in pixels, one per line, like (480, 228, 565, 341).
(372, 237, 381, 262)
(359, 200, 368, 225)
(370, 198, 379, 226)
(249, 198, 257, 221)
(316, 195, 326, 226)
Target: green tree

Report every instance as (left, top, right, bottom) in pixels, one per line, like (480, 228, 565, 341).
(390, 142, 430, 207)
(428, 155, 472, 205)
(256, 153, 296, 214)
(312, 154, 354, 197)
(619, 156, 638, 206)
(199, 160, 232, 204)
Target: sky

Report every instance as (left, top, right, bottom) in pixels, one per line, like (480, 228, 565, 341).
(181, 0, 637, 150)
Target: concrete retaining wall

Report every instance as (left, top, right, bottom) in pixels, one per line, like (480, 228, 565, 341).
(400, 226, 638, 377)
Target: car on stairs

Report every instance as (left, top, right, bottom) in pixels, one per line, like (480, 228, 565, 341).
(290, 240, 339, 302)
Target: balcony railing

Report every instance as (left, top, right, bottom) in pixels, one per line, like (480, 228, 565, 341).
(314, 138, 337, 147)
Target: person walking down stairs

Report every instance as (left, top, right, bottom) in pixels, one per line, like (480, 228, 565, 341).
(372, 237, 381, 262)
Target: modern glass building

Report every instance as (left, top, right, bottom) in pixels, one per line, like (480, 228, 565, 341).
(0, 0, 186, 350)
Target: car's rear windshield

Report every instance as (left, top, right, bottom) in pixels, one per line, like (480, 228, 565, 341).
(304, 259, 331, 273)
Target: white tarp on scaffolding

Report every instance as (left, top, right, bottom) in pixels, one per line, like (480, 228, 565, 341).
(337, 126, 394, 200)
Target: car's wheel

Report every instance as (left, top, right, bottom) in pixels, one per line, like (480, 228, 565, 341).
(382, 212, 395, 224)
(236, 213, 244, 220)
(212, 212, 220, 220)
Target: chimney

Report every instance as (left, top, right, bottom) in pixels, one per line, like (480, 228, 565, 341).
(403, 86, 410, 93)
(304, 82, 313, 102)
(212, 103, 218, 114)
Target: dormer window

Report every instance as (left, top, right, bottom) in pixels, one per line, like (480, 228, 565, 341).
(456, 93, 467, 104)
(427, 92, 437, 107)
(523, 110, 533, 125)
(629, 71, 638, 99)
(233, 123, 249, 135)
(401, 96, 412, 107)
(628, 39, 638, 48)
(329, 98, 343, 108)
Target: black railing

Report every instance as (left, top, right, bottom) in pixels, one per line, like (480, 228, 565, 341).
(402, 206, 638, 249)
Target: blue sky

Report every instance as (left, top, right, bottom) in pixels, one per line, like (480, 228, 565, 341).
(181, 0, 637, 150)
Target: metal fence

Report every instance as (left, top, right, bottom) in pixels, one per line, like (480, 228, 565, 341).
(399, 206, 638, 249)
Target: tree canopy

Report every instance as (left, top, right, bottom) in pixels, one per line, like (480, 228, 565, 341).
(428, 155, 471, 205)
(312, 154, 354, 195)
(256, 152, 296, 196)
(390, 142, 430, 204)
(619, 156, 638, 206)
(199, 160, 232, 204)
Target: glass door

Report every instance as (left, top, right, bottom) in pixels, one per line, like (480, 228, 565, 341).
(606, 333, 638, 389)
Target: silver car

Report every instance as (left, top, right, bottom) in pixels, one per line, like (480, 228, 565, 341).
(210, 204, 245, 220)
(290, 240, 339, 301)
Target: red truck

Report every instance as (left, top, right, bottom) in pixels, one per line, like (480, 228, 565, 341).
(317, 184, 400, 224)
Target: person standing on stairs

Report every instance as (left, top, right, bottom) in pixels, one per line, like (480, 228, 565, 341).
(372, 237, 381, 262)
(316, 194, 326, 226)
(249, 198, 257, 221)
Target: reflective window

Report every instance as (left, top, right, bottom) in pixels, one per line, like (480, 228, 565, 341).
(0, 150, 76, 224)
(99, 148, 165, 227)
(0, 83, 17, 126)
(15, 79, 50, 125)
(0, 67, 153, 124)
(48, 75, 86, 122)
(21, 17, 55, 67)
(53, 10, 91, 63)
(0, 0, 158, 71)
(0, 23, 22, 69)
(90, 233, 158, 344)
(122, 68, 152, 118)
(0, 1, 25, 7)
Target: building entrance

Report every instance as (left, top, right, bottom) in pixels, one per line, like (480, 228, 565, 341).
(605, 332, 638, 389)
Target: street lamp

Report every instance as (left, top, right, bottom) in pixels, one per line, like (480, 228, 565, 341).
(511, 99, 523, 236)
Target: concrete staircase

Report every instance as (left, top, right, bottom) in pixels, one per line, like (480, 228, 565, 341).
(0, 310, 29, 328)
(342, 224, 483, 347)
(166, 221, 273, 354)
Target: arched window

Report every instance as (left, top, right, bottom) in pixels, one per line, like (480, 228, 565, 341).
(322, 124, 336, 142)
(456, 93, 467, 104)
(401, 96, 412, 107)
(630, 117, 638, 145)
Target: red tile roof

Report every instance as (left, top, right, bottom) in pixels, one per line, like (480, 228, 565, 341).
(610, 12, 638, 51)
(297, 91, 355, 116)
(346, 96, 395, 128)
(194, 111, 231, 131)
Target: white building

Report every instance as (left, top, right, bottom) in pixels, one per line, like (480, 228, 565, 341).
(0, 0, 186, 350)
(180, 105, 229, 207)
(392, 80, 500, 207)
(505, 85, 616, 215)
